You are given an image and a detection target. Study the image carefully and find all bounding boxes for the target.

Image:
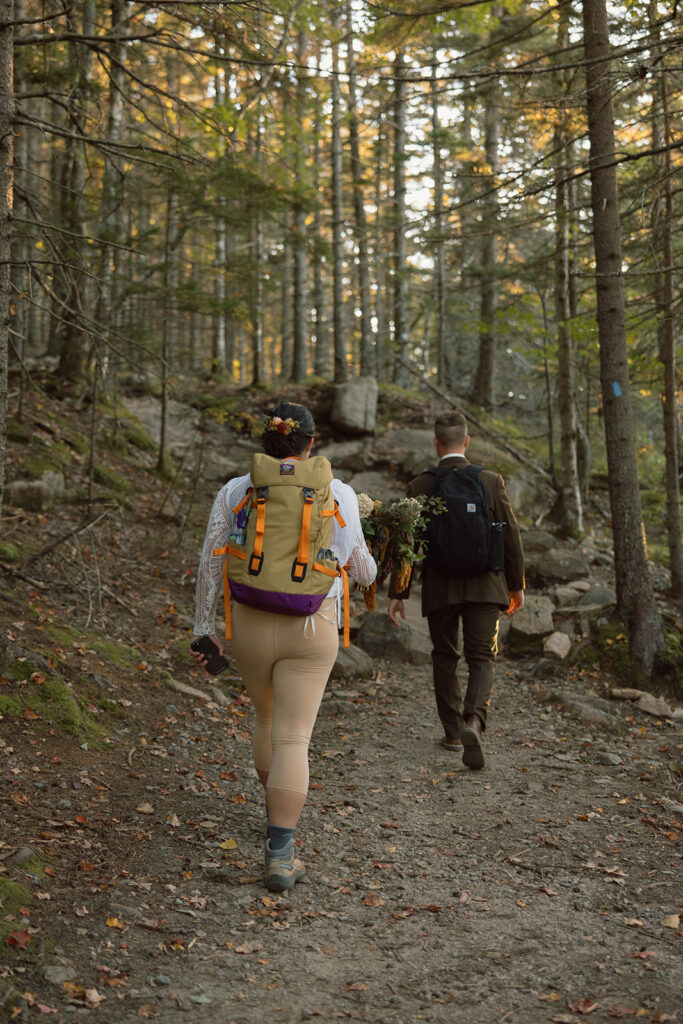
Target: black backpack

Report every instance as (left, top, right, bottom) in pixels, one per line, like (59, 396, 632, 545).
(424, 464, 505, 578)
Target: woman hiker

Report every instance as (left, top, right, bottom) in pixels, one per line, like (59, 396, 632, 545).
(191, 402, 377, 892)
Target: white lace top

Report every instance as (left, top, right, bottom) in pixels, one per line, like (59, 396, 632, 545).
(193, 468, 377, 636)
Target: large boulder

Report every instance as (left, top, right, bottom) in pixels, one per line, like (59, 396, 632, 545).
(317, 440, 370, 474)
(346, 471, 405, 502)
(577, 584, 616, 611)
(5, 479, 54, 512)
(329, 644, 375, 681)
(510, 595, 554, 637)
(526, 546, 591, 586)
(331, 377, 379, 436)
(507, 595, 554, 656)
(356, 614, 432, 665)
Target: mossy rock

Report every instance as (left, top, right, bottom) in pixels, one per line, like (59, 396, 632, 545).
(0, 876, 32, 945)
(7, 419, 32, 443)
(24, 441, 73, 478)
(0, 639, 120, 747)
(0, 541, 21, 562)
(93, 463, 133, 493)
(123, 422, 157, 453)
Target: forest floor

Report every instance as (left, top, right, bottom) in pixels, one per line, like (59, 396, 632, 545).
(1, 381, 681, 1024)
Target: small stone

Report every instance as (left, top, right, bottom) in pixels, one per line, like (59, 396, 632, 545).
(152, 975, 172, 986)
(44, 965, 77, 984)
(543, 631, 572, 661)
(596, 751, 622, 766)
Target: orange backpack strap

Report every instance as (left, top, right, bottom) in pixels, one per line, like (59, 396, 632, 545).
(232, 488, 252, 516)
(222, 561, 232, 641)
(340, 563, 350, 648)
(249, 490, 267, 575)
(211, 543, 233, 641)
(321, 500, 346, 528)
(292, 488, 314, 582)
(314, 561, 350, 648)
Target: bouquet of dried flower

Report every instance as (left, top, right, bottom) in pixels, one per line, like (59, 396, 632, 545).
(356, 492, 443, 611)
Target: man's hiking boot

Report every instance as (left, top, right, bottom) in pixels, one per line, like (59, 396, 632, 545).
(439, 735, 462, 751)
(461, 715, 485, 770)
(264, 839, 306, 893)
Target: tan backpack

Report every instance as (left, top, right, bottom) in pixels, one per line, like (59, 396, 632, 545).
(213, 454, 350, 645)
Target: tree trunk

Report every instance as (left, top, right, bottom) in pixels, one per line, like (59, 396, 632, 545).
(97, 0, 127, 385)
(431, 54, 447, 387)
(649, 7, 682, 597)
(374, 117, 389, 382)
(581, 0, 663, 677)
(280, 217, 293, 378)
(55, 0, 96, 383)
(0, 0, 14, 523)
(10, 0, 25, 417)
(470, 74, 500, 410)
(312, 78, 329, 379)
(346, 0, 374, 379)
(392, 49, 410, 388)
(331, 17, 347, 383)
(554, 1, 583, 536)
(291, 29, 308, 382)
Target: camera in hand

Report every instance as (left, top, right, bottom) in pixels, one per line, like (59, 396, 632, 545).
(190, 635, 230, 676)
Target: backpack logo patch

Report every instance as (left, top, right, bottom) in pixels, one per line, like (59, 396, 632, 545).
(279, 462, 295, 475)
(466, 503, 476, 512)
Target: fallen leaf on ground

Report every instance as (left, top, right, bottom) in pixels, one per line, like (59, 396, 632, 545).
(361, 893, 385, 906)
(136, 802, 154, 815)
(660, 914, 679, 929)
(219, 838, 237, 850)
(106, 917, 125, 929)
(567, 997, 600, 1014)
(234, 941, 263, 954)
(6, 930, 31, 949)
(344, 982, 369, 991)
(623, 918, 644, 927)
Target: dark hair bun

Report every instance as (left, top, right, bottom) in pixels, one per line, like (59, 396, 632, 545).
(270, 403, 315, 437)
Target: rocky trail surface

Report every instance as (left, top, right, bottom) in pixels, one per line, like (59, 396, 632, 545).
(1, 386, 681, 1023)
(2, 590, 681, 1024)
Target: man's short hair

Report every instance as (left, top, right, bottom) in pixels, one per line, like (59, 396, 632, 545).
(434, 410, 468, 448)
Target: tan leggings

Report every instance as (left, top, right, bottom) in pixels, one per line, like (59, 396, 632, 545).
(231, 598, 339, 796)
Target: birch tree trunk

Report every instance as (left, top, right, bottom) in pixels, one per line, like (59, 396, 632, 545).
(331, 18, 347, 382)
(0, 0, 14, 522)
(554, 1, 583, 536)
(374, 117, 389, 382)
(581, 0, 663, 677)
(392, 48, 410, 388)
(346, 0, 374, 378)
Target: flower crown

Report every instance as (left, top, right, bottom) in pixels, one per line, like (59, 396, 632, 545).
(266, 416, 300, 435)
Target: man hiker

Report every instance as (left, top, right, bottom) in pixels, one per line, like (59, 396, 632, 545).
(388, 410, 525, 770)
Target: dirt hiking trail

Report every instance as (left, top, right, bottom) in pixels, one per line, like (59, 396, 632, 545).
(1, 388, 681, 1023)
(3, 594, 681, 1024)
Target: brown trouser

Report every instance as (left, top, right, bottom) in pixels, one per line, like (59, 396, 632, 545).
(427, 601, 500, 739)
